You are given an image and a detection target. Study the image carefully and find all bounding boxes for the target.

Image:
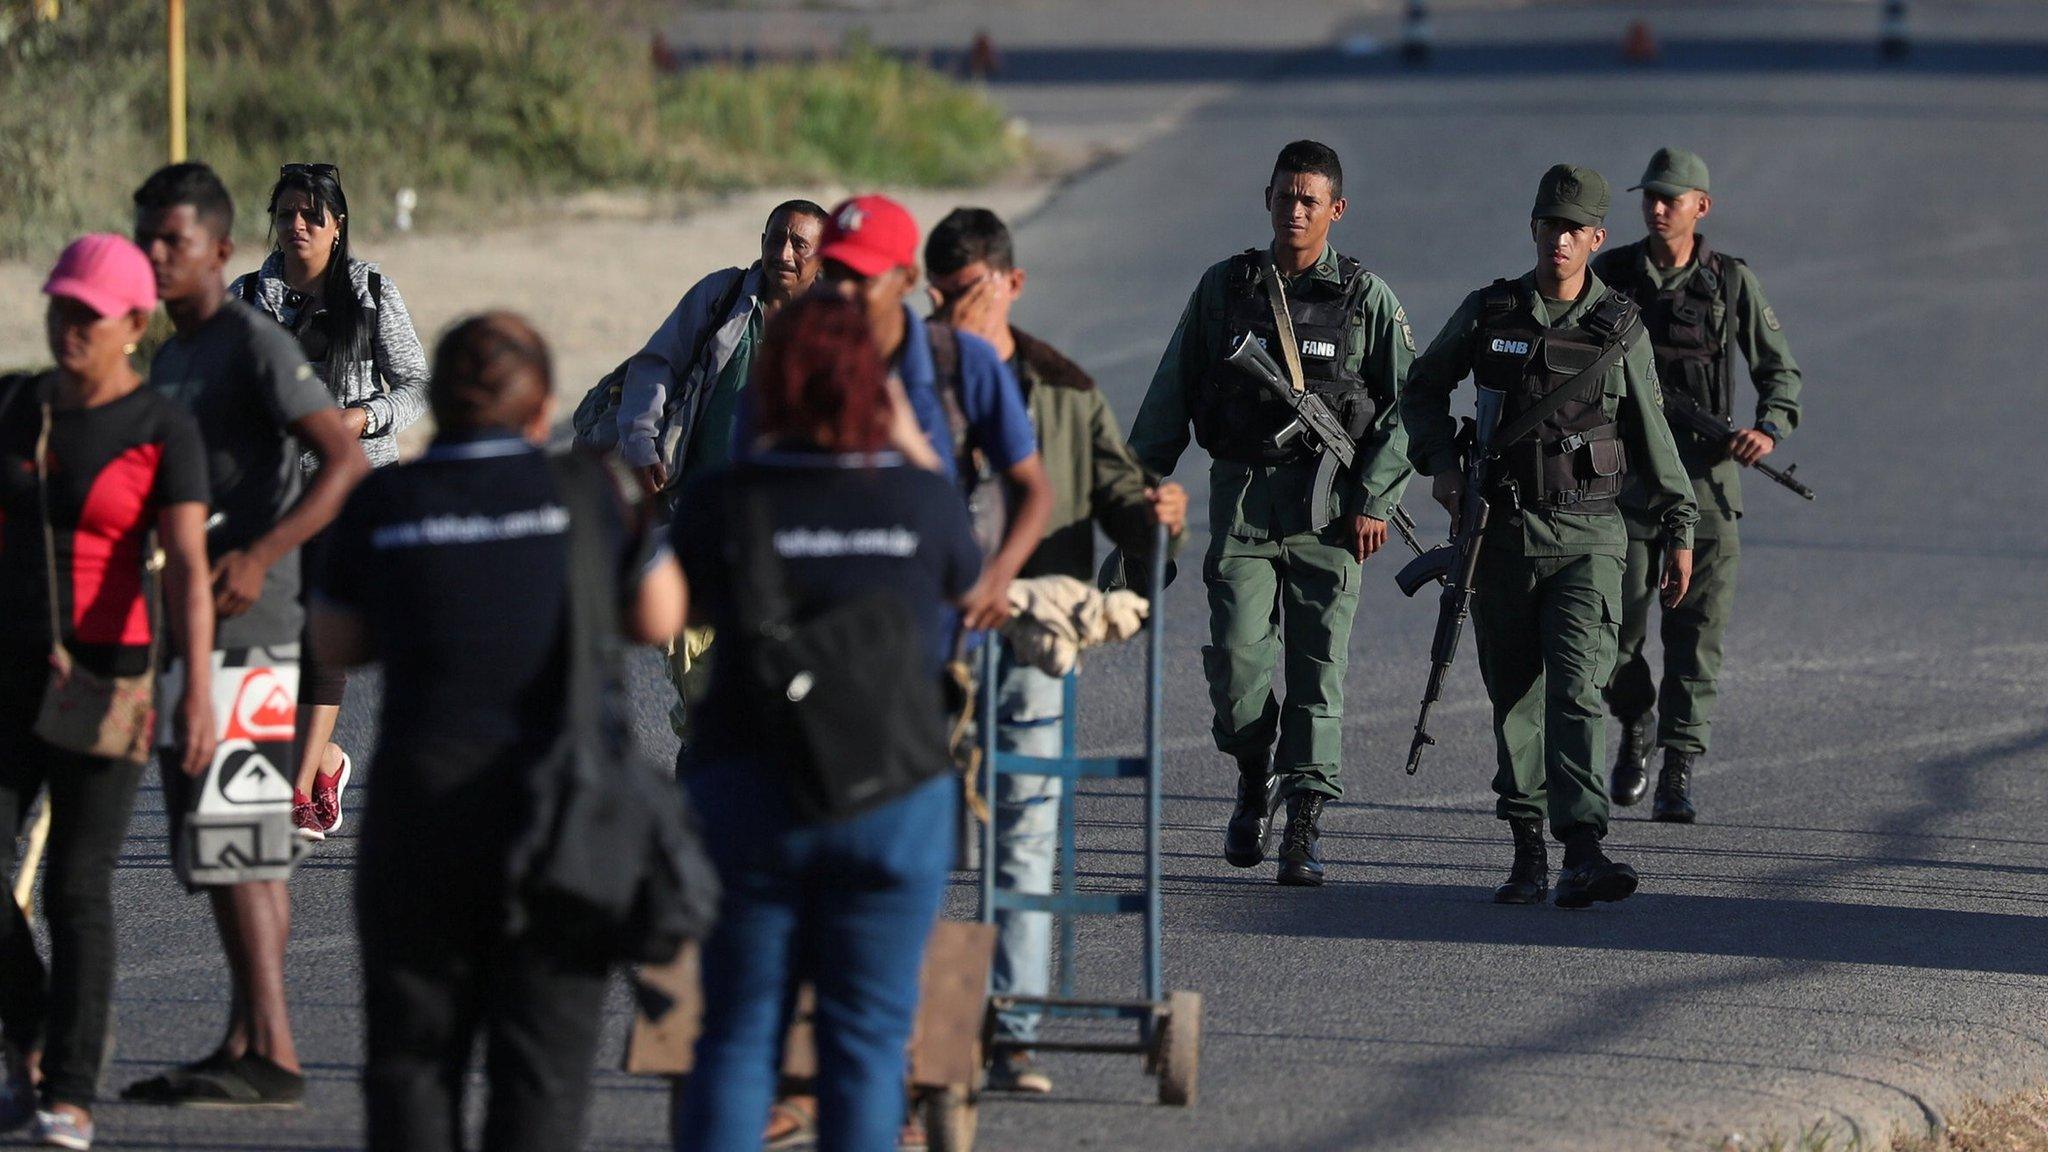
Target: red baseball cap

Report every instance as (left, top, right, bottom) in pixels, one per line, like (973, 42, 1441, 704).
(817, 195, 919, 279)
(43, 233, 158, 318)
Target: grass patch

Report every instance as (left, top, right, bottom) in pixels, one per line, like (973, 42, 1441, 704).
(1895, 1086, 2048, 1152)
(0, 0, 1022, 262)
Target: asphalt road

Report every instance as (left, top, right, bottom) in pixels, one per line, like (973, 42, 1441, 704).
(35, 2, 2048, 1149)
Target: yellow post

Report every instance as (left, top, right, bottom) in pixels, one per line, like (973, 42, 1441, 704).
(167, 0, 187, 162)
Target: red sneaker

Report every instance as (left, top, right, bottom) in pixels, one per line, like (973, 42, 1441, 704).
(312, 751, 352, 835)
(291, 790, 325, 842)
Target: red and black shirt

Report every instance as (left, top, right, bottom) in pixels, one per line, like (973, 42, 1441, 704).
(0, 373, 209, 676)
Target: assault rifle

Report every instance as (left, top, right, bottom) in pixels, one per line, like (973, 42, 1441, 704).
(1226, 333, 1354, 528)
(1660, 389, 1815, 501)
(1392, 388, 1504, 775)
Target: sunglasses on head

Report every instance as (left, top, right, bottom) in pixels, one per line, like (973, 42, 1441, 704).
(280, 162, 339, 179)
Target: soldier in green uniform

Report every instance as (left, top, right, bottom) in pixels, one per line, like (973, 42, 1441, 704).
(1401, 164, 1698, 908)
(1595, 148, 1805, 823)
(1128, 140, 1415, 887)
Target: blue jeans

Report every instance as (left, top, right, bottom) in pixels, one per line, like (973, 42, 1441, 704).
(674, 768, 955, 1152)
(990, 655, 1066, 1043)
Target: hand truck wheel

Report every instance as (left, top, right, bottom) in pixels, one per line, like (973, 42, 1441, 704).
(1155, 989, 1202, 1106)
(922, 1083, 979, 1152)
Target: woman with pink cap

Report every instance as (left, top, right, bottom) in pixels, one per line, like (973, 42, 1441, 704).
(0, 235, 218, 1151)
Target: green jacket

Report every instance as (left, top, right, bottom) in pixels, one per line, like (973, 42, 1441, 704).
(1011, 328, 1174, 580)
(1127, 243, 1415, 542)
(1401, 271, 1698, 558)
(1596, 238, 1804, 537)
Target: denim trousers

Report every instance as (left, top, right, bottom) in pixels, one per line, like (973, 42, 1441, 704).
(674, 768, 954, 1152)
(988, 654, 1066, 1043)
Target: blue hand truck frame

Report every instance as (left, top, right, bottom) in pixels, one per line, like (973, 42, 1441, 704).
(976, 525, 1201, 1106)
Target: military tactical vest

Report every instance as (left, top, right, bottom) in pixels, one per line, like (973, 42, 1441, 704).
(1191, 249, 1376, 466)
(1472, 281, 1640, 513)
(1594, 240, 1742, 420)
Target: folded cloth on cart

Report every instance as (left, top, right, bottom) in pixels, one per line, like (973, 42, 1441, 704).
(999, 575, 1149, 677)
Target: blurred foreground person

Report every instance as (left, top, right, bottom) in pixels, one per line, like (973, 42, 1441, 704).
(312, 313, 687, 1152)
(670, 296, 979, 1152)
(0, 236, 215, 1152)
(230, 161, 430, 842)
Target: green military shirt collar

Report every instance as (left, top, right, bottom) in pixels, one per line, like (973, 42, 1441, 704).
(1513, 268, 1613, 328)
(1631, 234, 1711, 292)
(1265, 242, 1346, 288)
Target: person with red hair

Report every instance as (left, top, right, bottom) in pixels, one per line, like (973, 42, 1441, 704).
(669, 295, 982, 1152)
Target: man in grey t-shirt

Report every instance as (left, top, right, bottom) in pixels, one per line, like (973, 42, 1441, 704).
(124, 163, 369, 1109)
(149, 296, 332, 647)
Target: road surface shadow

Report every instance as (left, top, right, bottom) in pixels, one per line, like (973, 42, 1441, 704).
(1213, 881, 2048, 976)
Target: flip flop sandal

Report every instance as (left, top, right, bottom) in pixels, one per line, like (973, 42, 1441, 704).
(764, 1096, 819, 1150)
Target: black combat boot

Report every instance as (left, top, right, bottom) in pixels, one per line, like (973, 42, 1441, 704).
(1609, 712, 1655, 807)
(1651, 749, 1697, 824)
(1553, 828, 1639, 909)
(1275, 793, 1326, 887)
(1222, 754, 1278, 868)
(1492, 817, 1548, 905)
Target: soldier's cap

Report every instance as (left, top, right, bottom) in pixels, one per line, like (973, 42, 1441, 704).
(817, 194, 919, 279)
(1630, 147, 1710, 197)
(1531, 164, 1609, 227)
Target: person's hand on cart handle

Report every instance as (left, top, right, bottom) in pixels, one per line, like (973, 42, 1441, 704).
(1147, 483, 1187, 536)
(960, 571, 1016, 632)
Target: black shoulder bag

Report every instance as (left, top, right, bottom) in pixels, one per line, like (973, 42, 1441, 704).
(503, 450, 720, 963)
(728, 484, 951, 822)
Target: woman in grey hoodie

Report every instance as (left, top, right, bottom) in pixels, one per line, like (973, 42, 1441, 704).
(230, 162, 427, 842)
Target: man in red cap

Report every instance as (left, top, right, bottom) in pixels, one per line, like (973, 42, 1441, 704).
(809, 194, 1052, 633)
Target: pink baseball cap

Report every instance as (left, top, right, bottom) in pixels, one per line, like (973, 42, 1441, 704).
(817, 195, 920, 278)
(43, 233, 158, 318)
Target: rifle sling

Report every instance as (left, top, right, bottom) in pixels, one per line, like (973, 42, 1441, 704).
(1261, 260, 1309, 395)
(1486, 315, 1643, 455)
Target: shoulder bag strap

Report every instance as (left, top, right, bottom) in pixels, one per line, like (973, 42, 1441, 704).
(687, 268, 753, 380)
(33, 394, 72, 675)
(728, 482, 794, 639)
(545, 451, 618, 739)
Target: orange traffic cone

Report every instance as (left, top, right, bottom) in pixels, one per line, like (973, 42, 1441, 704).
(1623, 19, 1659, 64)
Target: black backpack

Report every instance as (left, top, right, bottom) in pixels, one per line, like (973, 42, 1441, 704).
(726, 483, 952, 822)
